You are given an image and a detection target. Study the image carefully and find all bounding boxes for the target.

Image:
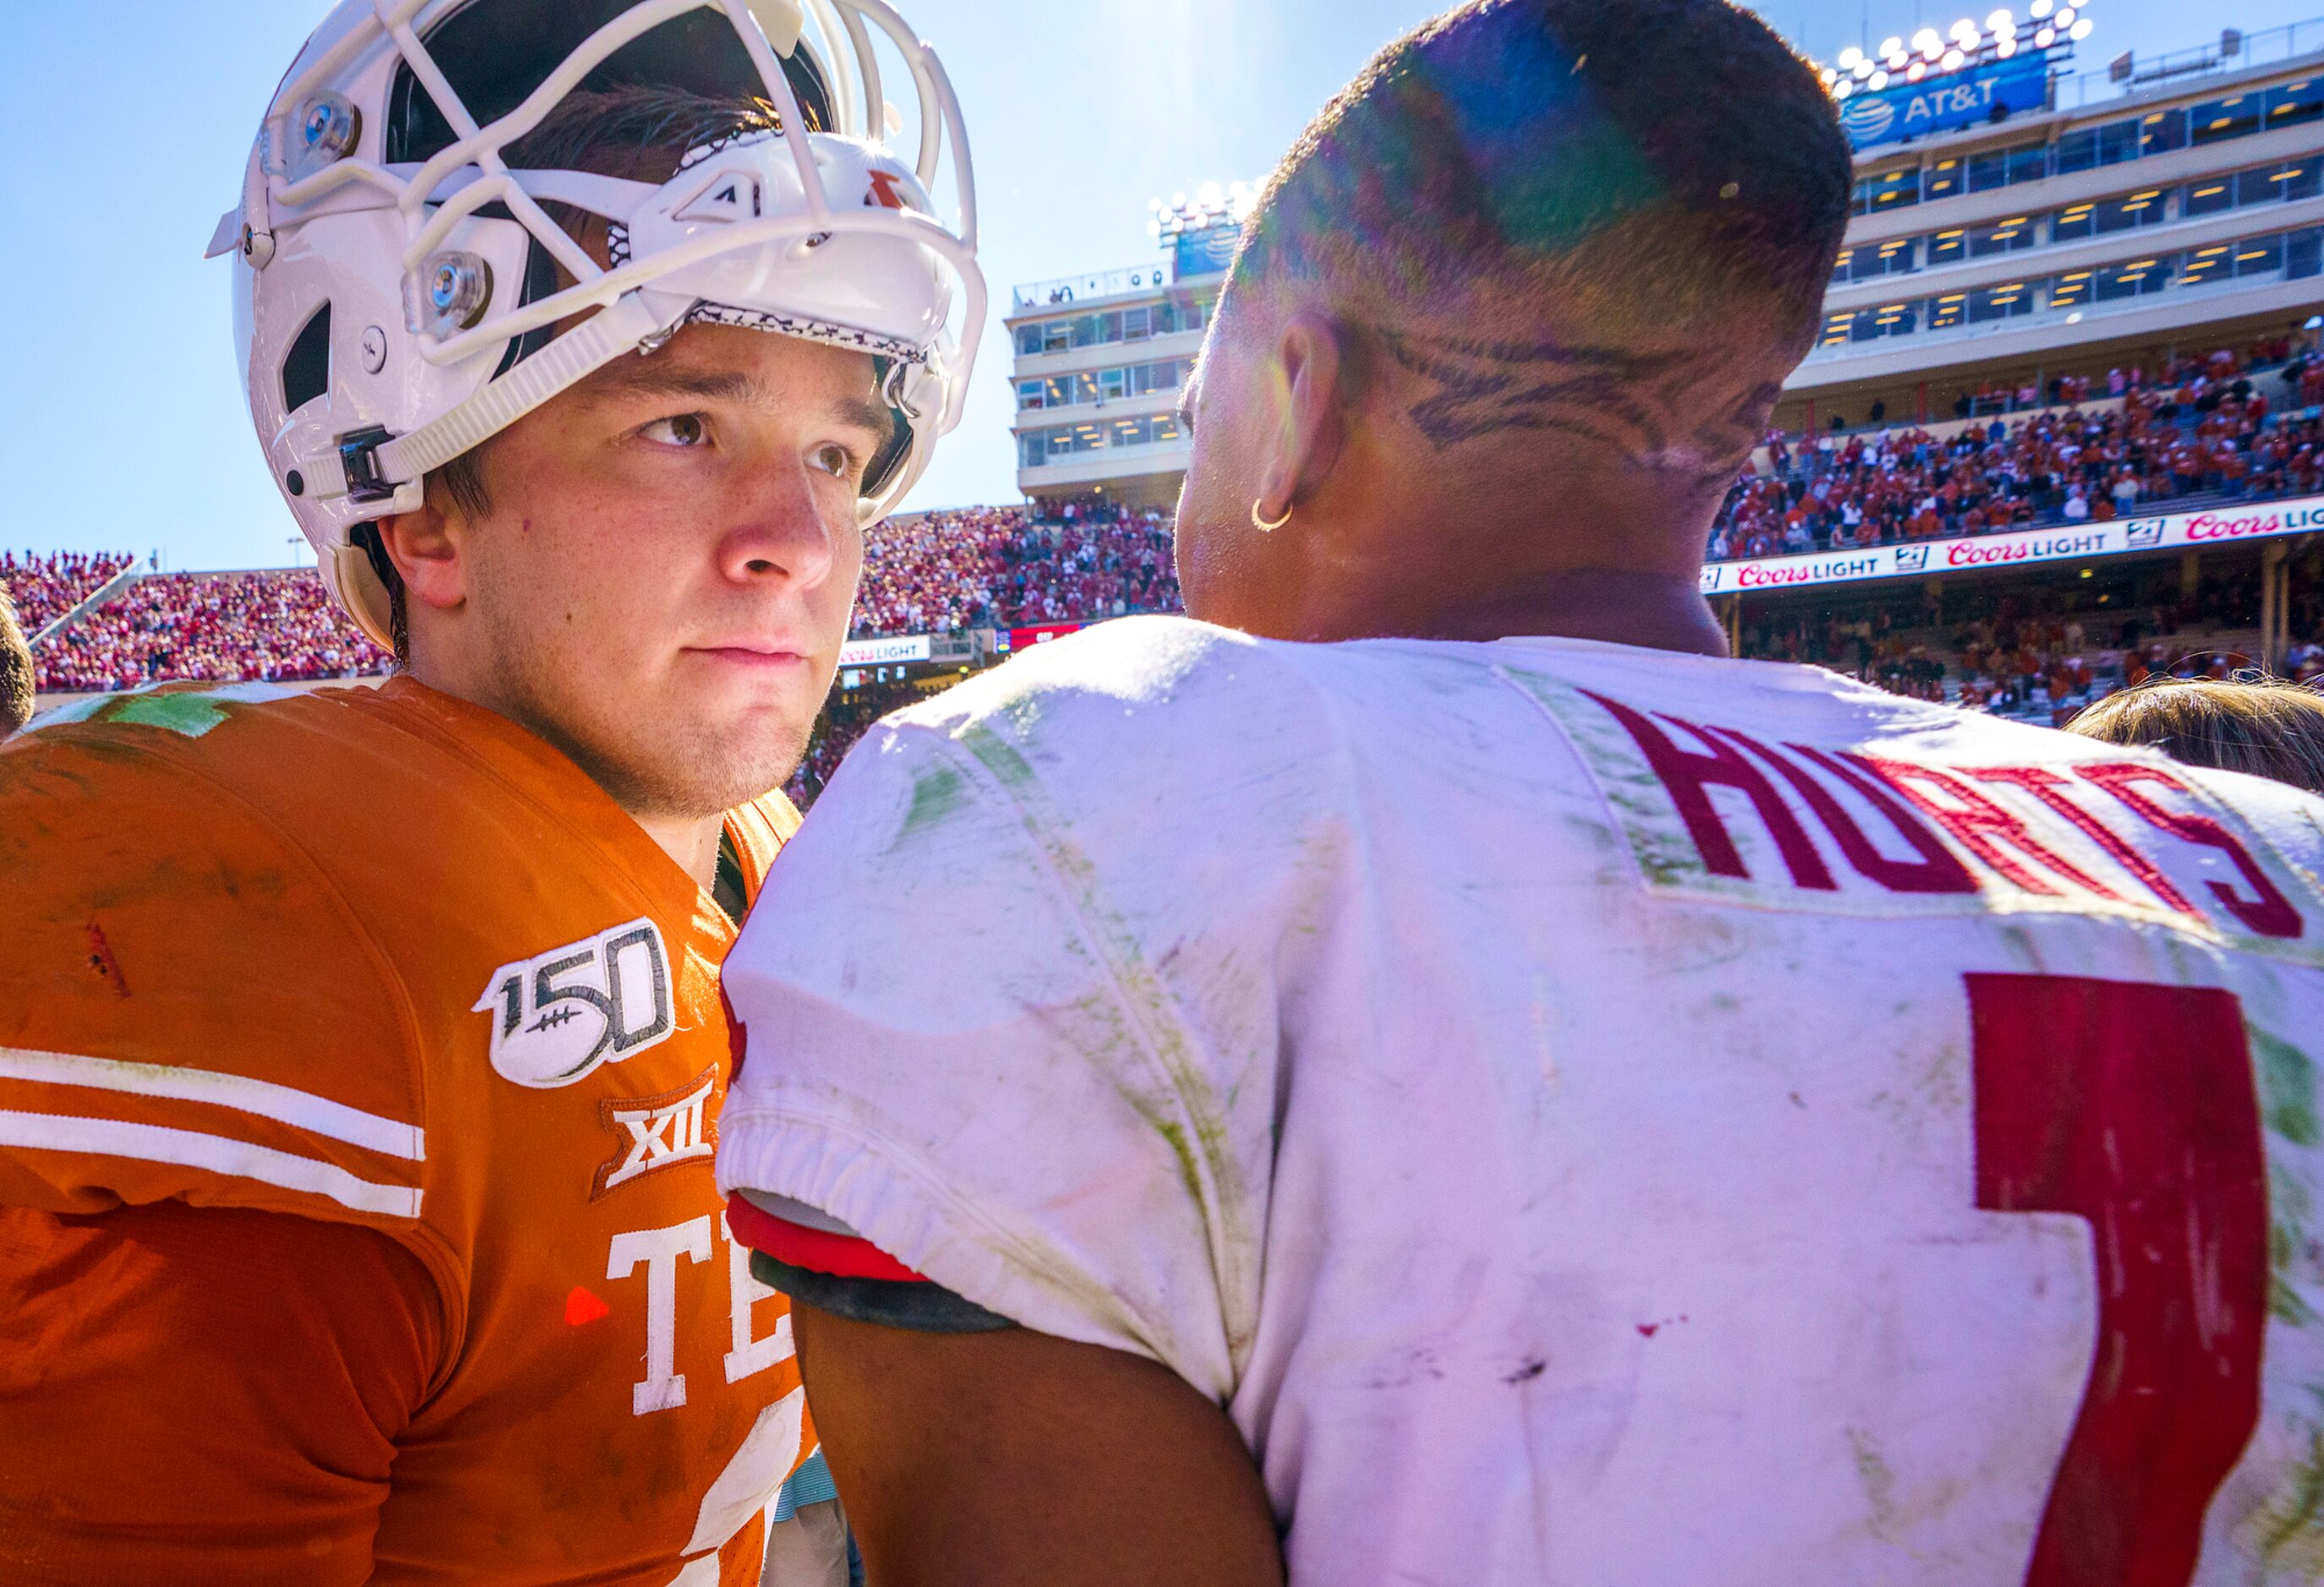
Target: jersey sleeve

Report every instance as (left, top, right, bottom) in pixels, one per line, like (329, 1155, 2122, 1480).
(0, 1199, 443, 1585)
(717, 620, 1337, 1401)
(0, 733, 428, 1240)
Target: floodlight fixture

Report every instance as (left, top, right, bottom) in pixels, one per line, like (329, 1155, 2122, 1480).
(2070, 19, 2092, 38)
(1870, 68, 1891, 87)
(1834, 79, 1855, 96)
(2035, 25, 2056, 45)
(1839, 44, 1864, 66)
(1879, 34, 1904, 53)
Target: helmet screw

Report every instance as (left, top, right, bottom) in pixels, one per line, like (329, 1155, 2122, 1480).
(286, 470, 306, 498)
(361, 326, 389, 374)
(411, 252, 494, 339)
(284, 91, 363, 183)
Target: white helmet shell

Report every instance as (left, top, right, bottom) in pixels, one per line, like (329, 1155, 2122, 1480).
(218, 0, 984, 647)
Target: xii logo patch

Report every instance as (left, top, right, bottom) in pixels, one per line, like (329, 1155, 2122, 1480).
(595, 1067, 718, 1198)
(473, 919, 675, 1088)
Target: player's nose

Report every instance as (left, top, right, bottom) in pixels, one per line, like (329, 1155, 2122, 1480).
(716, 466, 837, 592)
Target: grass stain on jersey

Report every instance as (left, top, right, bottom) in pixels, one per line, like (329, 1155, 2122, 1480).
(893, 761, 970, 844)
(1846, 1427, 1901, 1540)
(93, 683, 305, 739)
(2256, 1024, 2321, 1148)
(2234, 1425, 2324, 1571)
(952, 719, 1259, 1374)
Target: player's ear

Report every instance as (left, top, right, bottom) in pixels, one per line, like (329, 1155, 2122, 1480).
(1252, 311, 1350, 523)
(374, 494, 468, 615)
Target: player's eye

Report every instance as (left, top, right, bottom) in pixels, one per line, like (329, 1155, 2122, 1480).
(639, 413, 710, 448)
(809, 442, 858, 480)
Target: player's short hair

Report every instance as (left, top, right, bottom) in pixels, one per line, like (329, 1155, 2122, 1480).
(363, 85, 783, 663)
(0, 580, 33, 735)
(1226, 0, 1852, 369)
(2067, 677, 2324, 796)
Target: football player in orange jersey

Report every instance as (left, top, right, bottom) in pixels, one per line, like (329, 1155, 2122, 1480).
(0, 3, 981, 1583)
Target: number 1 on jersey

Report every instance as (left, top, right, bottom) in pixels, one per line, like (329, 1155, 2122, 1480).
(1969, 973, 2267, 1586)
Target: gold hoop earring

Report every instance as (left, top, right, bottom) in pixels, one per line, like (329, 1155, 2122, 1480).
(1252, 497, 1294, 532)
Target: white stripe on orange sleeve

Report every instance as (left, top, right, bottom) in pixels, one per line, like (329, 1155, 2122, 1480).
(0, 1047, 423, 1161)
(0, 1110, 423, 1219)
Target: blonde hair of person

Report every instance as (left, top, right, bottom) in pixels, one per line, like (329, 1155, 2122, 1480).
(2066, 675, 2324, 796)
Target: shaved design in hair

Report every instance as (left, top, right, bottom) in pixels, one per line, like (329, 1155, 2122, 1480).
(1379, 329, 1781, 480)
(1227, 0, 1851, 476)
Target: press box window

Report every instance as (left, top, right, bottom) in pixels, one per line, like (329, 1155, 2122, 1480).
(2288, 227, 2323, 280)
(2093, 256, 2172, 301)
(1969, 217, 2036, 258)
(2141, 108, 2188, 156)
(2055, 190, 2163, 238)
(1968, 281, 2032, 323)
(2054, 118, 2141, 173)
(2266, 79, 2321, 129)
(2191, 93, 2263, 146)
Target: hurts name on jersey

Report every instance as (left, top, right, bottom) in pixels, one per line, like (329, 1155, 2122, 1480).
(1537, 679, 2309, 943)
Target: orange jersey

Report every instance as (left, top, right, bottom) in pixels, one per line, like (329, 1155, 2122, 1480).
(0, 679, 810, 1585)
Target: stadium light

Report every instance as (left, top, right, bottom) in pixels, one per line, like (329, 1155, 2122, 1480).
(1912, 25, 1941, 47)
(1869, 68, 1891, 87)
(1907, 58, 1928, 79)
(1879, 34, 1903, 53)
(1942, 46, 1966, 66)
(1838, 44, 1864, 67)
(2054, 6, 2075, 26)
(1996, 35, 2017, 54)
(1986, 8, 2012, 27)
(2035, 25, 2056, 46)
(1854, 57, 1875, 77)
(2070, 19, 2092, 38)
(1834, 79, 1855, 97)
(2028, 0, 2051, 18)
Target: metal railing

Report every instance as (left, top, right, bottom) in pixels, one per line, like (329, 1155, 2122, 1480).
(2051, 15, 2324, 112)
(1012, 262, 1179, 312)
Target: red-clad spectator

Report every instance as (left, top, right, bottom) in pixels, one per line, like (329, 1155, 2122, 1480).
(34, 570, 389, 694)
(2, 551, 136, 635)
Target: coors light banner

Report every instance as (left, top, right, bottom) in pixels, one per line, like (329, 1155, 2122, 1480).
(1699, 494, 2324, 597)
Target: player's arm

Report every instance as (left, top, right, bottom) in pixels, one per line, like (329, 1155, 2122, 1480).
(0, 734, 442, 1583)
(787, 1298, 1282, 1587)
(0, 1200, 441, 1585)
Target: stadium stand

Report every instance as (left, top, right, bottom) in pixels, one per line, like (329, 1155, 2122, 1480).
(2, 551, 137, 637)
(852, 502, 1180, 636)
(1712, 342, 2324, 561)
(33, 570, 389, 695)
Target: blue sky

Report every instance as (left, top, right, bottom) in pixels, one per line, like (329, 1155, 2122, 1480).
(0, 0, 2311, 570)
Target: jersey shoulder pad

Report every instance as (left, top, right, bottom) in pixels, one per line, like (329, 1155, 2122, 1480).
(0, 707, 423, 1231)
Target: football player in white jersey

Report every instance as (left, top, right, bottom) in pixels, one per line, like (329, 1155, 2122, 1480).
(717, 0, 2324, 1581)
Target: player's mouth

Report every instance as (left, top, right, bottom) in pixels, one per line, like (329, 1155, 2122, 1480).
(684, 642, 811, 673)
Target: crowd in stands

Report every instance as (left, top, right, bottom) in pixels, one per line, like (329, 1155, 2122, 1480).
(1714, 341, 2324, 563)
(1741, 562, 2323, 724)
(1, 551, 136, 636)
(851, 500, 1181, 638)
(31, 570, 389, 695)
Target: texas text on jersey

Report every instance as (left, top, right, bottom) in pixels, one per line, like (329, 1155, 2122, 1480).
(0, 679, 810, 1585)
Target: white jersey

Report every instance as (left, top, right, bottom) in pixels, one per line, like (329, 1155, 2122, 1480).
(717, 615, 2324, 1584)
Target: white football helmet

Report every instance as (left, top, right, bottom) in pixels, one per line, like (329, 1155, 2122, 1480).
(214, 0, 983, 646)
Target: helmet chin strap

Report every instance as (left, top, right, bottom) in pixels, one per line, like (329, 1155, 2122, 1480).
(378, 293, 671, 492)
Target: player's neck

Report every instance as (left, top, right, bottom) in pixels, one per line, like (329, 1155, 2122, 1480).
(399, 646, 728, 891)
(625, 810, 728, 892)
(1361, 565, 1731, 655)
